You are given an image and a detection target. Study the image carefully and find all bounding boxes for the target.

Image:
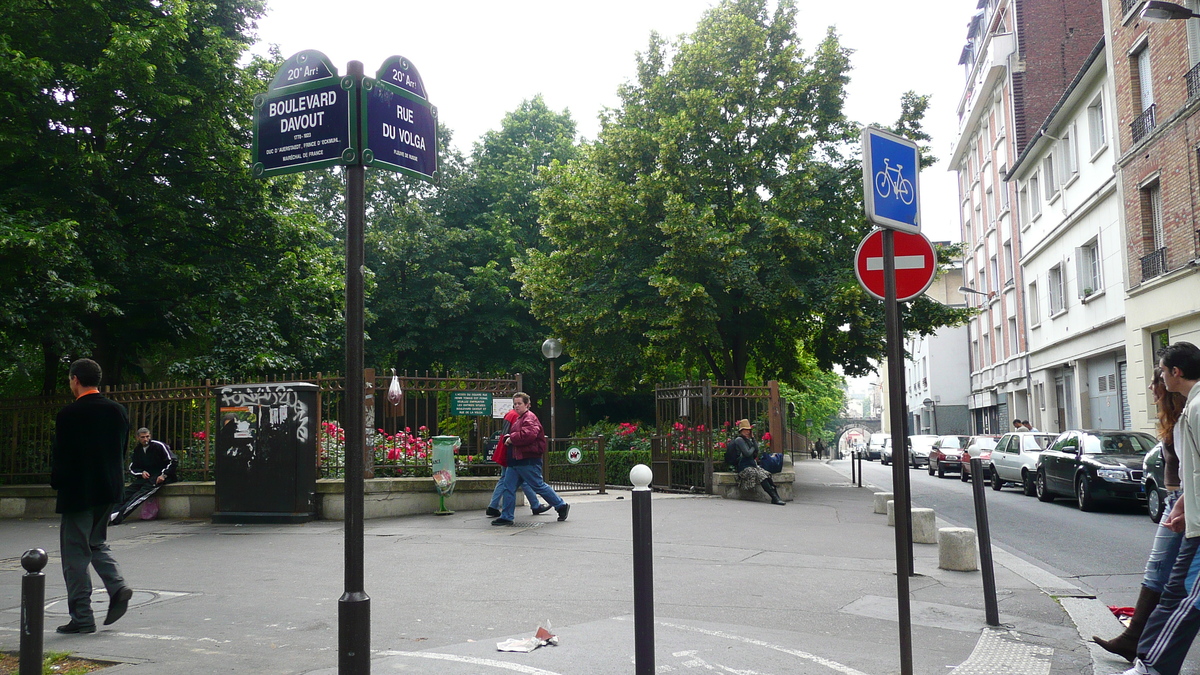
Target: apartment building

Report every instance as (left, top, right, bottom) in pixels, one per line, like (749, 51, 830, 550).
(1007, 40, 1130, 433)
(950, 0, 1105, 434)
(903, 261, 971, 435)
(1101, 0, 1200, 433)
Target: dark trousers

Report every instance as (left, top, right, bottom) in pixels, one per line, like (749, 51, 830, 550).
(60, 505, 125, 626)
(112, 478, 162, 525)
(1139, 534, 1200, 674)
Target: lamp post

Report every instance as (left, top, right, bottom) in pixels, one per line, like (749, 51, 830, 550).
(923, 397, 938, 435)
(541, 338, 563, 440)
(1141, 0, 1200, 20)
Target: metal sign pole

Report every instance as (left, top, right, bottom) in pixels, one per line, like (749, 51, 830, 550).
(884, 229, 913, 675)
(339, 59, 370, 675)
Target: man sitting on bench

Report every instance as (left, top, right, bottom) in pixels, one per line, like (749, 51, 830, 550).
(111, 428, 176, 525)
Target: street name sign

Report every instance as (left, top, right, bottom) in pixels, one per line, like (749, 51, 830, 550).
(362, 56, 438, 181)
(252, 51, 355, 178)
(862, 126, 921, 233)
(854, 228, 937, 302)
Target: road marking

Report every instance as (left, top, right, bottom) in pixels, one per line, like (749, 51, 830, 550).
(377, 650, 564, 674)
(655, 620, 870, 675)
(866, 255, 925, 272)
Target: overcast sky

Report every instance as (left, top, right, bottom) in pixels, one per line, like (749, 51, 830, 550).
(251, 0, 973, 243)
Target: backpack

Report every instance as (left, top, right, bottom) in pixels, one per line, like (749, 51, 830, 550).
(724, 439, 741, 471)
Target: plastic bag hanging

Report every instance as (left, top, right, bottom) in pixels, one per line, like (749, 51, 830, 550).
(387, 369, 403, 406)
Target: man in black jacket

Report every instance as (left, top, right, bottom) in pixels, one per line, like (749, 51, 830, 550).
(51, 359, 134, 634)
(110, 427, 176, 525)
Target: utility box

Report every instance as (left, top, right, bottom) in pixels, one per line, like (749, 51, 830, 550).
(212, 382, 319, 524)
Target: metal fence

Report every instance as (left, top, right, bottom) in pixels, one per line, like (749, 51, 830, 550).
(1, 371, 522, 485)
(651, 381, 783, 493)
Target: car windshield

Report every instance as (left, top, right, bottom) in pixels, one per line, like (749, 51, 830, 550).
(1021, 434, 1056, 451)
(971, 437, 998, 450)
(909, 436, 938, 449)
(1080, 433, 1156, 455)
(938, 436, 969, 449)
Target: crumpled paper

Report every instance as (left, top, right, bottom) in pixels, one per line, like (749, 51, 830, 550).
(497, 625, 558, 652)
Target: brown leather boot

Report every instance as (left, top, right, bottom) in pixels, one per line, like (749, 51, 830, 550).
(1093, 585, 1161, 662)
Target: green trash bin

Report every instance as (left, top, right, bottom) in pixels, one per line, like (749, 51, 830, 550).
(431, 435, 460, 515)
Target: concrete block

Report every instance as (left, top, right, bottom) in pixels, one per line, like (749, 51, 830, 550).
(886, 500, 895, 526)
(938, 527, 979, 571)
(912, 508, 937, 544)
(873, 492, 894, 514)
(0, 498, 24, 518)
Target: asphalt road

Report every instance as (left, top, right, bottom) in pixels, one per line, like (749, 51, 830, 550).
(840, 457, 1159, 608)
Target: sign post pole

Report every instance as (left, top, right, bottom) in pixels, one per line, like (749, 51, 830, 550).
(339, 60, 370, 675)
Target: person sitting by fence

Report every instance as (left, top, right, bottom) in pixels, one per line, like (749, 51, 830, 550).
(728, 419, 785, 506)
(110, 428, 176, 525)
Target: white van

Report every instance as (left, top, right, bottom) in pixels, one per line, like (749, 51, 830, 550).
(865, 433, 890, 461)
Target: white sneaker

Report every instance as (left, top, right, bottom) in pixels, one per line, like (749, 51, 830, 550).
(1121, 659, 1161, 675)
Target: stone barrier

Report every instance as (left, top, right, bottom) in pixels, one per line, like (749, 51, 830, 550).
(873, 491, 894, 514)
(938, 527, 979, 571)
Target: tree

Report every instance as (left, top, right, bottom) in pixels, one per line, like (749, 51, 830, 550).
(779, 354, 846, 444)
(0, 1, 344, 388)
(519, 0, 968, 392)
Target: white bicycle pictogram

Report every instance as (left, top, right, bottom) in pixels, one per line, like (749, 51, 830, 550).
(875, 158, 915, 205)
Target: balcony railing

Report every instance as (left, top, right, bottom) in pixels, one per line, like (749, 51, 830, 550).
(1132, 104, 1156, 144)
(1141, 246, 1167, 280)
(1189, 62, 1200, 102)
(1122, 0, 1142, 15)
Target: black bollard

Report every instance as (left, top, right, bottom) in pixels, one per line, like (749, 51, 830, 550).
(969, 458, 1000, 626)
(20, 548, 48, 675)
(630, 464, 655, 675)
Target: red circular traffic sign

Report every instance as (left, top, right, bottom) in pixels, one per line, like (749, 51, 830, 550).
(854, 228, 937, 302)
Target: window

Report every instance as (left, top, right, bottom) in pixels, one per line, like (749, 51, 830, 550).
(1049, 264, 1066, 314)
(1060, 127, 1078, 181)
(990, 255, 1000, 290)
(1000, 180, 1010, 213)
(995, 325, 1004, 359)
(1009, 317, 1019, 354)
(1018, 184, 1030, 223)
(1042, 155, 1057, 200)
(1076, 239, 1102, 297)
(1188, 0, 1200, 67)
(1088, 96, 1107, 155)
(1004, 241, 1015, 283)
(1136, 47, 1155, 112)
(1144, 181, 1165, 252)
(1028, 281, 1040, 324)
(1030, 173, 1042, 216)
(972, 339, 980, 370)
(982, 333, 991, 364)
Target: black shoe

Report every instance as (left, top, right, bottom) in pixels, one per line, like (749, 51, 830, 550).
(104, 586, 133, 625)
(531, 504, 553, 515)
(485, 507, 501, 517)
(556, 504, 570, 521)
(491, 518, 514, 526)
(56, 621, 96, 634)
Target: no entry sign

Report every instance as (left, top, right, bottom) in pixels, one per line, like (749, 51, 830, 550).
(854, 228, 937, 302)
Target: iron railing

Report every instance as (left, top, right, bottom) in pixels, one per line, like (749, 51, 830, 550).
(1188, 62, 1200, 101)
(1141, 247, 1168, 281)
(1131, 104, 1156, 145)
(1122, 0, 1142, 15)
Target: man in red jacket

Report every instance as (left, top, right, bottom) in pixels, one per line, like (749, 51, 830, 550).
(493, 392, 569, 526)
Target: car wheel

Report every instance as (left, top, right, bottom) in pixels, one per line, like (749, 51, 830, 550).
(991, 472, 1003, 491)
(1076, 475, 1096, 512)
(937, 463, 945, 479)
(928, 462, 935, 476)
(1036, 470, 1055, 502)
(960, 468, 969, 482)
(1022, 471, 1037, 497)
(1147, 482, 1165, 523)
(881, 456, 890, 466)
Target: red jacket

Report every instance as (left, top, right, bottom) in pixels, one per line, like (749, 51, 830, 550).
(493, 409, 521, 466)
(508, 410, 547, 460)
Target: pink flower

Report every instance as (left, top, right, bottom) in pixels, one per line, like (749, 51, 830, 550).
(193, 431, 207, 440)
(762, 432, 772, 441)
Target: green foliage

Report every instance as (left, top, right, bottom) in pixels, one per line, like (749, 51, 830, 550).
(519, 0, 969, 392)
(778, 351, 845, 443)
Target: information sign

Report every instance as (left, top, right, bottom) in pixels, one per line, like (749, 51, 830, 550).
(861, 126, 921, 233)
(362, 56, 438, 181)
(450, 391, 493, 416)
(252, 51, 355, 177)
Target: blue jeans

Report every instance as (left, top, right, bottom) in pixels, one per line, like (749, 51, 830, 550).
(1139, 534, 1200, 674)
(1144, 491, 1185, 592)
(489, 467, 541, 511)
(499, 461, 565, 521)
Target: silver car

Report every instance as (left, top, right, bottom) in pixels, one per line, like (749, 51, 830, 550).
(907, 434, 939, 468)
(989, 432, 1058, 495)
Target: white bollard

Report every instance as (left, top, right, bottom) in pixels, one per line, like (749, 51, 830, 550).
(873, 492, 894, 515)
(938, 527, 979, 571)
(886, 500, 895, 526)
(911, 508, 937, 544)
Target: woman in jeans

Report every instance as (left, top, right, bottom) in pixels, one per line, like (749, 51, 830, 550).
(1093, 366, 1188, 661)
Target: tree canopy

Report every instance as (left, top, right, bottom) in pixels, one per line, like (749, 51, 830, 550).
(519, 0, 968, 393)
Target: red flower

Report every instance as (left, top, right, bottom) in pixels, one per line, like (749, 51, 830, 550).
(762, 432, 772, 441)
(192, 431, 207, 440)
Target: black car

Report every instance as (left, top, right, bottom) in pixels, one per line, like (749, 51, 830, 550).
(1144, 442, 1169, 523)
(1035, 430, 1157, 511)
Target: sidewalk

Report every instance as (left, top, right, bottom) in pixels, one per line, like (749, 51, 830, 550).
(0, 460, 1130, 674)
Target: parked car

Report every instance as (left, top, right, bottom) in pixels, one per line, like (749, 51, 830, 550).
(907, 434, 939, 469)
(1144, 442, 1169, 523)
(928, 435, 971, 478)
(864, 433, 889, 461)
(989, 432, 1058, 495)
(1035, 430, 1158, 511)
(880, 437, 894, 465)
(959, 435, 1000, 482)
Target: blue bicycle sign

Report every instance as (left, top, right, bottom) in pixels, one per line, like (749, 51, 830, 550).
(861, 127, 920, 233)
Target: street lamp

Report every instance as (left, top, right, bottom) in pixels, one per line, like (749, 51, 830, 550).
(541, 338, 563, 440)
(923, 397, 938, 434)
(1141, 0, 1200, 21)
